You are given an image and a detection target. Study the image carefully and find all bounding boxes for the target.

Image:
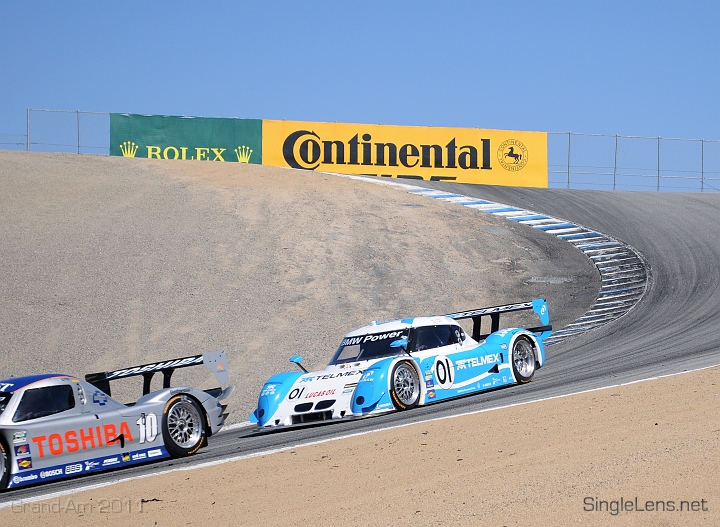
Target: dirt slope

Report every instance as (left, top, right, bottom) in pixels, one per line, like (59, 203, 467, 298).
(0, 151, 597, 418)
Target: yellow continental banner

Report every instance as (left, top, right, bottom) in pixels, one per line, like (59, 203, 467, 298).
(262, 120, 547, 187)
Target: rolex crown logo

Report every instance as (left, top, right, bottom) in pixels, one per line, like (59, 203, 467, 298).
(235, 145, 253, 163)
(119, 141, 139, 158)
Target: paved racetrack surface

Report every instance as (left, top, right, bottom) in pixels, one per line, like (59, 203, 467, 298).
(2, 152, 720, 504)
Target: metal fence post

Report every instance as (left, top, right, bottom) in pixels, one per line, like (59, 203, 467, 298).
(77, 109, 81, 154)
(613, 134, 618, 190)
(567, 132, 571, 189)
(657, 136, 661, 192)
(701, 139, 705, 192)
(26, 108, 30, 151)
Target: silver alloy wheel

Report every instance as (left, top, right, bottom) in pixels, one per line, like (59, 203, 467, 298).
(513, 338, 536, 379)
(393, 363, 420, 406)
(167, 399, 203, 448)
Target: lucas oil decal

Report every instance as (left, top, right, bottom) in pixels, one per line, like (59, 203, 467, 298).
(287, 387, 337, 400)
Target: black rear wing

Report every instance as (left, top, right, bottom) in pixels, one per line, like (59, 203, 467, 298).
(445, 299, 552, 341)
(85, 351, 229, 396)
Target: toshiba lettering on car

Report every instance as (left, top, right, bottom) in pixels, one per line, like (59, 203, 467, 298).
(251, 299, 551, 428)
(0, 352, 234, 490)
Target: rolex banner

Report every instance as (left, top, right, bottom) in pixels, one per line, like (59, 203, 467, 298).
(110, 114, 262, 163)
(262, 120, 547, 187)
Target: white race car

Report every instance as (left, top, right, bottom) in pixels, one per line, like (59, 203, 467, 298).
(250, 299, 551, 428)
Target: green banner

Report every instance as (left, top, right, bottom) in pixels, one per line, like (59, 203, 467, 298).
(110, 114, 262, 164)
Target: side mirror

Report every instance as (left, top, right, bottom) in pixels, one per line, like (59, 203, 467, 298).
(390, 338, 408, 349)
(290, 355, 308, 373)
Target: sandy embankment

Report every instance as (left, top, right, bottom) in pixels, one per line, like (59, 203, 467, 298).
(3, 366, 718, 527)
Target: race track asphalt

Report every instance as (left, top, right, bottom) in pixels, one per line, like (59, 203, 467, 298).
(4, 181, 720, 505)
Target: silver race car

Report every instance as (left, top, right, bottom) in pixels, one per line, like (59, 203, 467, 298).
(0, 351, 234, 490)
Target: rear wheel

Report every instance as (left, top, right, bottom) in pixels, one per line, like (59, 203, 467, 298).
(162, 395, 206, 458)
(389, 360, 420, 410)
(511, 336, 537, 383)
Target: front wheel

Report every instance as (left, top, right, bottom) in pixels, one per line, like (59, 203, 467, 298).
(511, 336, 537, 383)
(0, 439, 9, 491)
(389, 360, 420, 410)
(162, 395, 206, 458)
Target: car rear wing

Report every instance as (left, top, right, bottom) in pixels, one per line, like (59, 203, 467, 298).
(85, 350, 229, 396)
(445, 299, 552, 341)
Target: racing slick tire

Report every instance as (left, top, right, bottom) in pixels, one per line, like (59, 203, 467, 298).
(0, 438, 8, 491)
(389, 360, 421, 411)
(162, 395, 206, 458)
(511, 335, 537, 384)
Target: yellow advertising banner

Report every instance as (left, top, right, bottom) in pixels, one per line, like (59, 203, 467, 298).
(262, 120, 547, 187)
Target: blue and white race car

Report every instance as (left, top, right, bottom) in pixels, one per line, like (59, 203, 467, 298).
(251, 299, 551, 428)
(0, 352, 233, 490)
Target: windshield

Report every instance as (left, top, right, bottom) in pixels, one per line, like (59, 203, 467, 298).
(330, 329, 409, 365)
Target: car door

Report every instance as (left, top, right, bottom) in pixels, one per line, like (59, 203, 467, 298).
(12, 380, 105, 478)
(412, 325, 463, 401)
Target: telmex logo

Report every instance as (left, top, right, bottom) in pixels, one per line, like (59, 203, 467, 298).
(282, 130, 492, 172)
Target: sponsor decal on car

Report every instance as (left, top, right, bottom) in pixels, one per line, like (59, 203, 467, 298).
(427, 390, 436, 399)
(455, 353, 501, 370)
(65, 463, 83, 475)
(17, 458, 32, 470)
(305, 389, 336, 399)
(341, 331, 405, 348)
(12, 474, 38, 484)
(122, 453, 131, 462)
(106, 356, 204, 380)
(40, 468, 63, 479)
(92, 390, 109, 406)
(260, 384, 276, 396)
(0, 382, 14, 391)
(102, 457, 120, 466)
(85, 460, 99, 471)
(342, 382, 358, 393)
(425, 380, 434, 388)
(12, 431, 27, 444)
(14, 444, 31, 458)
(131, 452, 147, 461)
(300, 371, 362, 383)
(147, 449, 163, 458)
(31, 422, 134, 458)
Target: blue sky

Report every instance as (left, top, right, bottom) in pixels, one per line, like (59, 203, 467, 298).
(1, 1, 719, 140)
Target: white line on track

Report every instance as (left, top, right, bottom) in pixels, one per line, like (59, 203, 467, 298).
(2, 363, 718, 510)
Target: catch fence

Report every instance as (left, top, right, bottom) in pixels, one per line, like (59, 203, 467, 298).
(3, 109, 719, 192)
